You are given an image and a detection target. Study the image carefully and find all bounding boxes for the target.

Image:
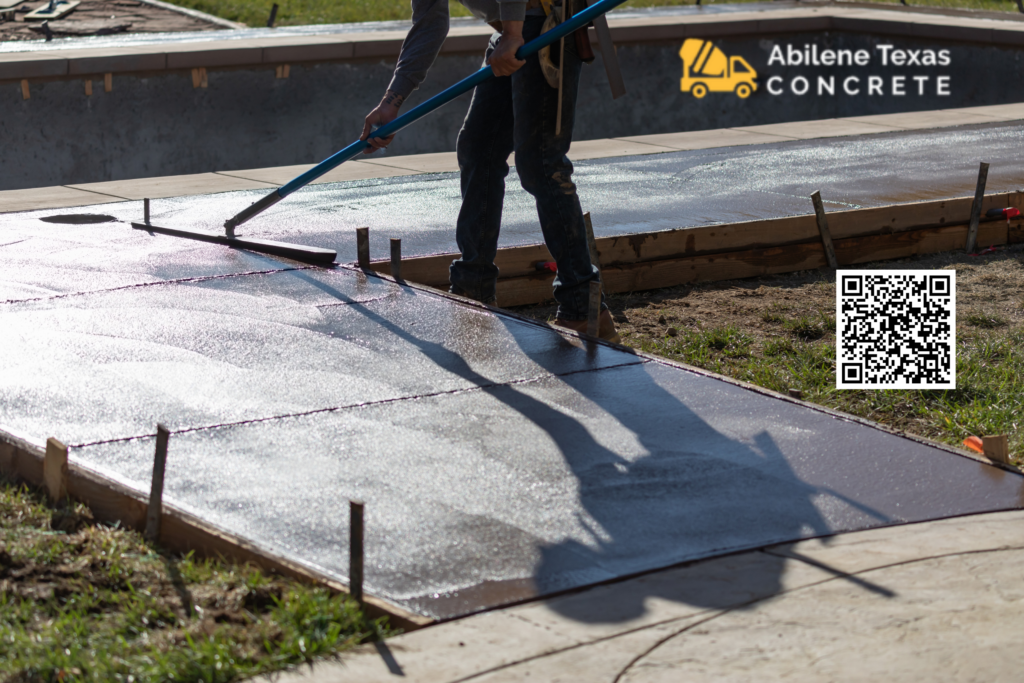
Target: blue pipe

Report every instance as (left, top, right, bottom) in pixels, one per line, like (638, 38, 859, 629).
(225, 0, 631, 230)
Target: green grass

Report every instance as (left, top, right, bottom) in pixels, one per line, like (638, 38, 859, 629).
(637, 320, 1023, 464)
(169, 0, 1024, 29)
(0, 476, 389, 683)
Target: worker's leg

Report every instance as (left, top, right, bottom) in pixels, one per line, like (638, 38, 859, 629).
(511, 17, 600, 322)
(449, 33, 516, 304)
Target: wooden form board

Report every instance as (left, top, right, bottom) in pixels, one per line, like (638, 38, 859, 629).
(0, 431, 431, 631)
(369, 192, 1023, 306)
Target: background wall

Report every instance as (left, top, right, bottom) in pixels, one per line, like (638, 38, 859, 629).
(1, 31, 1021, 190)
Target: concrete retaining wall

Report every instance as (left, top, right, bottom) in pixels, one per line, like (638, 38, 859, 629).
(2, 7, 1023, 190)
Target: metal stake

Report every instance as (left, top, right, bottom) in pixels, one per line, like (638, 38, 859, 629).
(965, 162, 989, 254)
(390, 238, 402, 282)
(145, 424, 169, 543)
(144, 198, 150, 225)
(356, 227, 370, 269)
(350, 500, 364, 605)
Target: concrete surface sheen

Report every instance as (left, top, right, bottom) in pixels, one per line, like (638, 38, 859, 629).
(5, 123, 1023, 266)
(3, 261, 1017, 619)
(67, 331, 1024, 620)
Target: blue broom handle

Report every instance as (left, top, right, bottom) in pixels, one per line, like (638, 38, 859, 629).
(278, 0, 628, 197)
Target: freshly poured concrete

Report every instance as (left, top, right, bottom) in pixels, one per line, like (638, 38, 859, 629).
(1, 220, 1022, 619)
(268, 510, 1024, 682)
(5, 122, 1022, 266)
(3, 123, 1024, 622)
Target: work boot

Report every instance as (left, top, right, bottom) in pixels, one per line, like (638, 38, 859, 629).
(553, 309, 622, 344)
(449, 285, 497, 307)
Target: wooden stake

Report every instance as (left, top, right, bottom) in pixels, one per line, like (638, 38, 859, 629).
(587, 280, 601, 337)
(356, 227, 370, 269)
(200, 68, 208, 89)
(390, 238, 402, 282)
(192, 68, 201, 89)
(145, 424, 170, 543)
(810, 190, 838, 269)
(44, 437, 68, 503)
(555, 0, 567, 136)
(84, 80, 92, 96)
(104, 73, 112, 93)
(965, 162, 989, 254)
(20, 79, 29, 100)
(350, 500, 364, 605)
(982, 434, 1009, 464)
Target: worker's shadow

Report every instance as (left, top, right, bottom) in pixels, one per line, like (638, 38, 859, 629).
(288, 268, 895, 623)
(490, 317, 898, 623)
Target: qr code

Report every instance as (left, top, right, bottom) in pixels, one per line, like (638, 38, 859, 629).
(836, 270, 956, 389)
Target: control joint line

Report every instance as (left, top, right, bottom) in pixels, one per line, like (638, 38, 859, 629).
(70, 359, 650, 449)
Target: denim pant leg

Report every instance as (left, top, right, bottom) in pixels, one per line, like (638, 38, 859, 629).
(449, 34, 516, 302)
(512, 18, 600, 321)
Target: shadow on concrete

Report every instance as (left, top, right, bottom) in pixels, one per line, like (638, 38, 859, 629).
(288, 267, 896, 622)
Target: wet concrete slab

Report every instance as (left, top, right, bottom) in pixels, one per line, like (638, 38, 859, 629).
(68, 354, 1024, 620)
(3, 122, 1022, 273)
(0, 268, 636, 445)
(3, 125, 1024, 621)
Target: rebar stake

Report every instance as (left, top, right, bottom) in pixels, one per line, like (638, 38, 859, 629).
(350, 500, 364, 605)
(390, 238, 402, 282)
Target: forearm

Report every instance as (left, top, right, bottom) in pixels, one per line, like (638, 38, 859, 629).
(501, 20, 523, 38)
(387, 0, 450, 100)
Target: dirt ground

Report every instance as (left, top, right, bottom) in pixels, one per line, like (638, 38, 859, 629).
(514, 243, 1024, 346)
(512, 242, 1024, 459)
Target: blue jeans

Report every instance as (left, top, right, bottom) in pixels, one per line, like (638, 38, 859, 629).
(449, 16, 601, 321)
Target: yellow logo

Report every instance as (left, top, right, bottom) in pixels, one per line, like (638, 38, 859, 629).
(679, 39, 758, 99)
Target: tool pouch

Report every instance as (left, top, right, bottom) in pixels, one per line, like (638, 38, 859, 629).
(571, 0, 596, 64)
(538, 0, 595, 89)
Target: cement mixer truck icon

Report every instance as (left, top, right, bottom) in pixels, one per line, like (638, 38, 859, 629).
(679, 39, 758, 99)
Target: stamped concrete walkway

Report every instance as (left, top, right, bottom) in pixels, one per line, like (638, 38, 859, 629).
(264, 510, 1024, 682)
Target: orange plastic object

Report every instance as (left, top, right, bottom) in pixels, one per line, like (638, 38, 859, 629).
(963, 435, 985, 454)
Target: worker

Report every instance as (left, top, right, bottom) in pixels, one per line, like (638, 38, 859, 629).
(360, 0, 620, 343)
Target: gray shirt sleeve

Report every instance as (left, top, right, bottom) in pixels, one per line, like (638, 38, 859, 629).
(387, 0, 529, 100)
(386, 0, 451, 100)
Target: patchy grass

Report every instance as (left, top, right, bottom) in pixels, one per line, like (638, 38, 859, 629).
(0, 475, 389, 683)
(512, 245, 1024, 465)
(168, 0, 1024, 30)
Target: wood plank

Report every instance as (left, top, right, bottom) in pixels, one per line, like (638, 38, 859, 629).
(494, 220, 1009, 307)
(371, 193, 1018, 286)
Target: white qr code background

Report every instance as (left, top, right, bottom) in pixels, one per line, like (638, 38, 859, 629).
(836, 270, 956, 390)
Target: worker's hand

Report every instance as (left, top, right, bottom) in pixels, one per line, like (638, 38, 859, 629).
(487, 21, 525, 77)
(361, 90, 404, 154)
